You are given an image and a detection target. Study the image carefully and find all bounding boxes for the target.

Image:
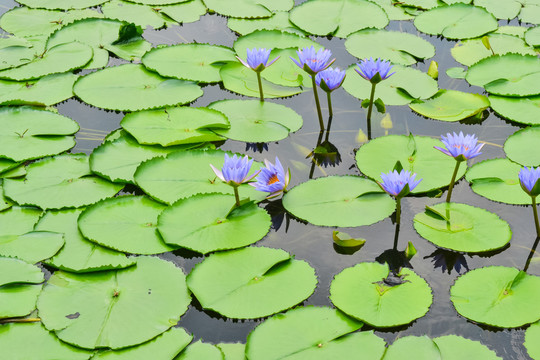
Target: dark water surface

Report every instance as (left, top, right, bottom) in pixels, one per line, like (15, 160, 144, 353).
(1, 0, 538, 358)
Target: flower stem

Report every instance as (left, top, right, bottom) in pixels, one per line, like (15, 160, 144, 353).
(233, 186, 241, 207)
(393, 198, 401, 250)
(366, 83, 377, 140)
(256, 72, 264, 102)
(327, 91, 333, 119)
(532, 196, 540, 238)
(446, 160, 462, 203)
(311, 75, 324, 130)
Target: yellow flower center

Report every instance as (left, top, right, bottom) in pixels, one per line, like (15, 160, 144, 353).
(267, 174, 279, 185)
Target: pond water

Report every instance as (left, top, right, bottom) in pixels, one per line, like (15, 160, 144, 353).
(1, 0, 539, 358)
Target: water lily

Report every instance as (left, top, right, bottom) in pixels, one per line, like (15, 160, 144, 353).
(210, 154, 259, 206)
(251, 157, 290, 199)
(519, 166, 540, 238)
(237, 48, 280, 102)
(379, 169, 421, 199)
(315, 67, 346, 118)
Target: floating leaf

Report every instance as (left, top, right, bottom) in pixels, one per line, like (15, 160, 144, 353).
(446, 67, 467, 79)
(38, 256, 191, 349)
(367, 0, 415, 20)
(489, 94, 540, 125)
(0, 206, 42, 235)
(233, 29, 321, 56)
(175, 340, 223, 360)
(332, 231, 366, 248)
(158, 0, 207, 24)
(258, 48, 311, 88)
(228, 11, 304, 35)
(474, 0, 521, 19)
(525, 321, 540, 360)
(0, 73, 78, 106)
(203, 0, 293, 18)
(101, 0, 177, 29)
(451, 266, 540, 328)
(282, 176, 395, 227)
(0, 231, 64, 263)
(15, 0, 108, 10)
(73, 64, 203, 112)
(120, 0, 192, 4)
(0, 257, 43, 285)
(409, 90, 489, 122)
(525, 26, 540, 47)
(0, 44, 35, 71)
(158, 193, 271, 254)
(504, 127, 540, 166)
(216, 343, 245, 360)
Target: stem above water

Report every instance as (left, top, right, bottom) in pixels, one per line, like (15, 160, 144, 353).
(532, 196, 540, 238)
(327, 91, 333, 119)
(256, 72, 264, 102)
(233, 186, 241, 207)
(311, 75, 324, 130)
(446, 160, 462, 203)
(366, 83, 377, 140)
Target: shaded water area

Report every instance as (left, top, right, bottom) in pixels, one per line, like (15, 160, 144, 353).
(1, 0, 539, 358)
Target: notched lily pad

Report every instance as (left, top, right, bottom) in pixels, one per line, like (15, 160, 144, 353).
(409, 90, 490, 122)
(489, 94, 540, 125)
(0, 231, 64, 264)
(525, 321, 540, 360)
(203, 0, 293, 18)
(0, 73, 78, 106)
(504, 127, 540, 166)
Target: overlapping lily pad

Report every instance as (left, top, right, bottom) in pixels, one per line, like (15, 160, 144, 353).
(101, 0, 177, 29)
(489, 95, 540, 125)
(176, 340, 223, 360)
(203, 0, 293, 18)
(409, 90, 489, 121)
(38, 256, 191, 349)
(216, 343, 245, 359)
(157, 0, 207, 24)
(0, 231, 64, 263)
(451, 266, 540, 328)
(475, 0, 540, 23)
(158, 193, 271, 254)
(525, 26, 540, 46)
(0, 206, 42, 235)
(0, 43, 35, 71)
(282, 176, 395, 227)
(367, 0, 415, 20)
(0, 73, 78, 106)
(15, 0, 108, 9)
(233, 29, 321, 56)
(525, 321, 540, 360)
(504, 127, 540, 166)
(228, 11, 303, 35)
(73, 64, 203, 112)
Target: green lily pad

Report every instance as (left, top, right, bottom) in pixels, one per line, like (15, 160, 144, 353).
(504, 127, 540, 166)
(282, 176, 395, 227)
(0, 159, 22, 179)
(0, 42, 92, 81)
(345, 29, 435, 66)
(399, 0, 438, 8)
(187, 246, 317, 319)
(525, 321, 540, 360)
(0, 231, 64, 263)
(0, 184, 13, 212)
(228, 11, 304, 35)
(158, 193, 271, 254)
(257, 48, 312, 88)
(4, 154, 124, 210)
(451, 266, 540, 328)
(0, 257, 43, 285)
(35, 209, 135, 272)
(0, 107, 78, 162)
(207, 99, 302, 142)
(414, 4, 498, 40)
(79, 196, 177, 255)
(121, 0, 192, 4)
(525, 26, 540, 46)
(366, 0, 415, 21)
(0, 44, 35, 71)
(202, 0, 293, 18)
(0, 73, 78, 106)
(356, 135, 467, 193)
(332, 231, 366, 248)
(73, 64, 203, 112)
(157, 0, 207, 24)
(216, 343, 245, 360)
(343, 64, 438, 105)
(0, 323, 93, 360)
(289, 0, 388, 38)
(489, 94, 540, 125)
(474, 0, 521, 19)
(15, 0, 108, 9)
(246, 306, 387, 360)
(0, 206, 42, 235)
(409, 90, 490, 121)
(233, 30, 321, 57)
(175, 340, 223, 360)
(446, 67, 467, 79)
(134, 149, 266, 205)
(142, 43, 236, 83)
(466, 54, 540, 96)
(38, 256, 191, 349)
(413, 202, 511, 253)
(465, 158, 532, 205)
(101, 0, 177, 29)
(121, 107, 228, 147)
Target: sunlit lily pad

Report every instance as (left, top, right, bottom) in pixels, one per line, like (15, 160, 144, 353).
(367, 0, 415, 20)
(15, 0, 108, 9)
(0, 231, 64, 263)
(216, 343, 245, 360)
(4, 154, 124, 210)
(38, 256, 191, 349)
(228, 11, 304, 35)
(525, 26, 540, 46)
(176, 340, 223, 360)
(475, 0, 540, 23)
(489, 94, 540, 125)
(465, 158, 532, 205)
(413, 202, 511, 253)
(409, 90, 489, 122)
(233, 29, 321, 56)
(414, 3, 498, 39)
(282, 176, 395, 227)
(345, 29, 435, 66)
(35, 209, 135, 273)
(451, 266, 540, 328)
(525, 321, 540, 360)
(142, 44, 236, 83)
(0, 44, 35, 71)
(203, 0, 293, 18)
(158, 193, 271, 254)
(73, 64, 203, 112)
(0, 73, 78, 106)
(258, 48, 312, 88)
(101, 0, 177, 29)
(187, 246, 316, 318)
(356, 135, 467, 193)
(330, 262, 432, 327)
(504, 127, 540, 166)
(0, 206, 42, 235)
(157, 0, 207, 24)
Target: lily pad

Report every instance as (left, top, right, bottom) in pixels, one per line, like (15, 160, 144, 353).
(0, 231, 64, 263)
(0, 44, 35, 71)
(216, 343, 245, 360)
(0, 206, 42, 235)
(356, 135, 467, 193)
(142, 44, 236, 83)
(158, 193, 271, 254)
(409, 90, 490, 122)
(0, 107, 78, 162)
(345, 29, 435, 66)
(15, 0, 107, 9)
(0, 257, 43, 285)
(228, 11, 304, 35)
(187, 246, 316, 318)
(413, 202, 511, 253)
(474, 0, 521, 19)
(121, 0, 192, 4)
(157, 0, 207, 24)
(38, 256, 191, 349)
(35, 209, 134, 272)
(101, 0, 177, 29)
(175, 340, 223, 360)
(446, 67, 467, 79)
(367, 0, 415, 20)
(4, 154, 124, 210)
(525, 26, 540, 46)
(282, 176, 395, 227)
(257, 48, 312, 87)
(489, 94, 540, 125)
(233, 30, 321, 57)
(343, 64, 439, 106)
(289, 0, 388, 38)
(504, 127, 540, 166)
(465, 158, 532, 205)
(450, 266, 540, 328)
(202, 0, 293, 18)
(0, 73, 78, 106)
(414, 4, 498, 40)
(525, 321, 540, 360)
(73, 64, 203, 112)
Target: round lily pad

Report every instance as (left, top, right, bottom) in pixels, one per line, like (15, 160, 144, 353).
(142, 44, 236, 83)
(465, 158, 532, 205)
(0, 73, 78, 107)
(0, 107, 78, 162)
(187, 246, 317, 319)
(157, 0, 207, 25)
(120, 107, 229, 146)
(101, 0, 177, 29)
(176, 340, 223, 360)
(73, 64, 203, 112)
(413, 202, 511, 253)
(409, 90, 490, 122)
(525, 26, 540, 47)
(282, 176, 395, 227)
(414, 3, 498, 40)
(466, 54, 540, 97)
(489, 95, 540, 125)
(207, 99, 303, 142)
(356, 135, 467, 194)
(38, 256, 191, 349)
(15, 0, 108, 9)
(158, 193, 271, 254)
(451, 266, 540, 328)
(343, 64, 438, 105)
(0, 231, 64, 263)
(3, 154, 124, 210)
(474, 0, 521, 19)
(228, 11, 304, 36)
(202, 0, 293, 18)
(330, 262, 432, 327)
(233, 29, 321, 56)
(504, 127, 540, 166)
(79, 196, 177, 255)
(525, 321, 540, 360)
(345, 29, 435, 66)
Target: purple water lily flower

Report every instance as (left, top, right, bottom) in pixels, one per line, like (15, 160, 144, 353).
(519, 166, 540, 197)
(251, 157, 290, 198)
(210, 154, 259, 187)
(355, 57, 395, 84)
(237, 48, 279, 73)
(290, 46, 335, 75)
(379, 170, 422, 198)
(434, 132, 484, 161)
(315, 67, 346, 93)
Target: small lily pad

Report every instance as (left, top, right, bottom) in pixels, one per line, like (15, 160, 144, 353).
(0, 257, 43, 286)
(332, 231, 366, 248)
(409, 90, 489, 122)
(525, 321, 540, 360)
(446, 67, 467, 79)
(0, 231, 64, 263)
(489, 95, 540, 125)
(0, 73, 78, 106)
(504, 127, 540, 166)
